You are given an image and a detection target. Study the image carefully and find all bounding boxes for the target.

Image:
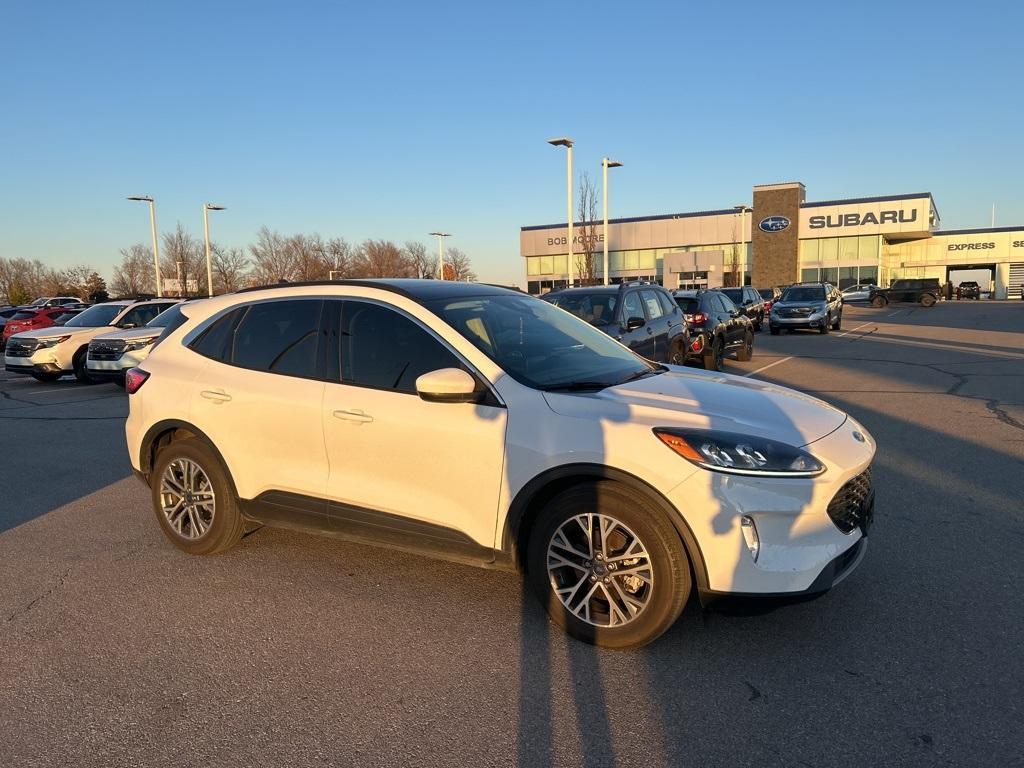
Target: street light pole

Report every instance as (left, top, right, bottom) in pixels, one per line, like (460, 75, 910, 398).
(429, 232, 451, 279)
(734, 204, 752, 286)
(127, 196, 162, 297)
(548, 137, 575, 287)
(203, 203, 226, 297)
(602, 158, 623, 285)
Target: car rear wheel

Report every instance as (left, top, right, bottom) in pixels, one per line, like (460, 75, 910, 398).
(769, 325, 780, 336)
(526, 482, 691, 649)
(702, 335, 724, 371)
(735, 330, 753, 361)
(31, 372, 60, 383)
(669, 338, 687, 366)
(151, 437, 245, 555)
(871, 296, 887, 308)
(920, 293, 936, 307)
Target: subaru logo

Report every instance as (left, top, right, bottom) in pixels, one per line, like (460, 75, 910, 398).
(759, 216, 790, 233)
(852, 430, 865, 443)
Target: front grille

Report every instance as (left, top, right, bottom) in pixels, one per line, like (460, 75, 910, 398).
(779, 307, 812, 318)
(827, 467, 873, 534)
(5, 338, 39, 357)
(88, 340, 126, 361)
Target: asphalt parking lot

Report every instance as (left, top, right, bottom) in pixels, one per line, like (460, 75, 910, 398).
(1, 300, 1022, 768)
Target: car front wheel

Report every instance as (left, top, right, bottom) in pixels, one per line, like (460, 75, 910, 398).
(736, 330, 753, 361)
(871, 296, 887, 308)
(527, 482, 691, 648)
(920, 293, 936, 307)
(703, 336, 724, 371)
(151, 437, 245, 555)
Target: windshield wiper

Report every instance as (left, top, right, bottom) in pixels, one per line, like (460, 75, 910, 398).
(616, 366, 667, 385)
(540, 380, 614, 392)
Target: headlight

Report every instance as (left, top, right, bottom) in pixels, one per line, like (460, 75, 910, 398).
(124, 336, 160, 351)
(36, 335, 71, 348)
(653, 428, 825, 477)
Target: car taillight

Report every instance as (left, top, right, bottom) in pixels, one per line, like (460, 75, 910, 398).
(692, 312, 707, 325)
(764, 301, 773, 312)
(125, 367, 150, 394)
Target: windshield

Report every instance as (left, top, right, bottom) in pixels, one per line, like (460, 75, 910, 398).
(780, 285, 825, 302)
(719, 288, 743, 303)
(675, 297, 700, 313)
(11, 310, 39, 320)
(28, 298, 47, 306)
(146, 303, 184, 328)
(426, 294, 657, 390)
(758, 289, 775, 299)
(544, 292, 618, 326)
(64, 303, 124, 327)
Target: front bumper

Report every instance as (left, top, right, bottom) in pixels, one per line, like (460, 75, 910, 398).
(5, 350, 72, 376)
(87, 348, 148, 376)
(770, 312, 828, 328)
(667, 418, 875, 596)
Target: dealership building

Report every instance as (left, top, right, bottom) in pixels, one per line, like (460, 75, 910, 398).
(520, 182, 1024, 298)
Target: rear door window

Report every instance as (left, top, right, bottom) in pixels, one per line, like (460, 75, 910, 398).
(231, 300, 323, 378)
(641, 290, 664, 320)
(621, 292, 645, 323)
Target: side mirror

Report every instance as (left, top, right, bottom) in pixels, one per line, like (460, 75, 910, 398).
(625, 316, 645, 331)
(729, 309, 740, 318)
(415, 368, 483, 404)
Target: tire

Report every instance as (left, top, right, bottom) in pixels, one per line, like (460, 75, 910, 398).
(526, 481, 691, 649)
(754, 314, 763, 332)
(769, 325, 780, 336)
(31, 372, 61, 383)
(703, 335, 723, 371)
(150, 437, 245, 555)
(819, 314, 830, 334)
(669, 338, 687, 366)
(920, 293, 936, 307)
(832, 311, 842, 330)
(735, 330, 753, 362)
(72, 348, 95, 384)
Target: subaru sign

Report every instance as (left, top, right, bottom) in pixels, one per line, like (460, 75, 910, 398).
(759, 216, 790, 233)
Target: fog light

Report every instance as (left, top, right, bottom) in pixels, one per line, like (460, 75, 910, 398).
(740, 515, 760, 562)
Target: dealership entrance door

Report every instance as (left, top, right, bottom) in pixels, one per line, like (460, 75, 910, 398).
(947, 263, 996, 296)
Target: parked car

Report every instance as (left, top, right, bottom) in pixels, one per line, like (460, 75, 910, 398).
(718, 286, 766, 330)
(673, 289, 754, 370)
(840, 284, 878, 303)
(4, 299, 177, 382)
(957, 281, 981, 300)
(769, 282, 844, 334)
(125, 279, 876, 649)
(0, 307, 25, 349)
(2, 307, 72, 345)
(869, 278, 941, 308)
(26, 296, 87, 308)
(757, 287, 782, 314)
(52, 310, 84, 326)
(542, 282, 689, 364)
(87, 301, 191, 385)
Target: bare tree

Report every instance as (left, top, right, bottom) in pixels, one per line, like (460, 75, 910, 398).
(575, 172, 599, 285)
(352, 240, 414, 278)
(111, 244, 156, 297)
(442, 247, 477, 282)
(210, 244, 250, 293)
(404, 241, 437, 279)
(318, 237, 354, 279)
(249, 226, 295, 285)
(161, 223, 204, 297)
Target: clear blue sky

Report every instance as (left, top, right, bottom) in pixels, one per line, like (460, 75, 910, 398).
(1, 0, 1021, 287)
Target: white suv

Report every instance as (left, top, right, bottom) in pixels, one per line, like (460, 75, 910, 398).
(126, 280, 876, 648)
(87, 301, 192, 384)
(5, 299, 177, 382)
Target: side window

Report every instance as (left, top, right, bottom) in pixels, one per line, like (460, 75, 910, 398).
(191, 308, 246, 361)
(232, 300, 323, 378)
(123, 304, 163, 327)
(718, 294, 737, 313)
(620, 292, 645, 323)
(641, 290, 665, 320)
(656, 290, 676, 316)
(339, 301, 463, 394)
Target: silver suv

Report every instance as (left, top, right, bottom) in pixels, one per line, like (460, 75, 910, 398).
(769, 282, 843, 335)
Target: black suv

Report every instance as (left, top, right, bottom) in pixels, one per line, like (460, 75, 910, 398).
(672, 289, 754, 371)
(543, 282, 689, 364)
(957, 281, 981, 300)
(869, 278, 941, 308)
(720, 286, 767, 331)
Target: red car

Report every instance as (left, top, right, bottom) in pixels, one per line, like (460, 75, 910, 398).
(2, 307, 71, 344)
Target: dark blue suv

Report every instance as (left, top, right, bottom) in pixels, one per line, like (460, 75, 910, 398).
(542, 282, 689, 364)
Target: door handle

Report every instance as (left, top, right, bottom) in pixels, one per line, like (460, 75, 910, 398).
(200, 390, 232, 403)
(333, 408, 374, 424)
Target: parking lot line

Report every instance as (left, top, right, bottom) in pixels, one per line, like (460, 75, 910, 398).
(837, 321, 873, 338)
(744, 356, 794, 377)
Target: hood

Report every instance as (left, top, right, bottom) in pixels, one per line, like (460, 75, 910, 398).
(11, 325, 102, 340)
(90, 326, 162, 342)
(543, 368, 847, 447)
(772, 299, 826, 310)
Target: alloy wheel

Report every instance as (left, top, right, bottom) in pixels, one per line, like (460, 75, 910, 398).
(159, 458, 216, 539)
(546, 513, 654, 628)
